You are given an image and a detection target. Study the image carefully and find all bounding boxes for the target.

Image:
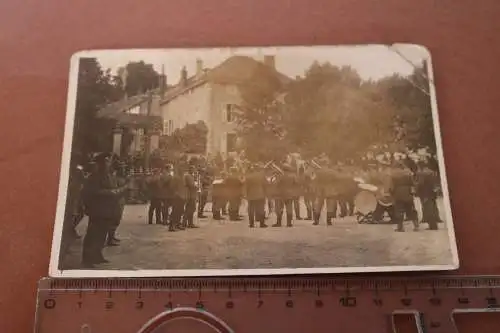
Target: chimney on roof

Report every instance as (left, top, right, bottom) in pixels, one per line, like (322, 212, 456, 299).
(196, 58, 203, 76)
(180, 66, 188, 86)
(159, 65, 167, 97)
(263, 55, 276, 70)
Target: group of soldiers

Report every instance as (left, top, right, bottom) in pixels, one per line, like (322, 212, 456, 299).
(361, 159, 442, 232)
(143, 155, 442, 233)
(144, 160, 361, 229)
(65, 150, 441, 269)
(143, 163, 207, 231)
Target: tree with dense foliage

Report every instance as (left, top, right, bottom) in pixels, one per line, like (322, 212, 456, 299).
(73, 58, 164, 160)
(234, 64, 290, 162)
(159, 121, 209, 156)
(382, 62, 436, 152)
(234, 60, 435, 164)
(73, 58, 123, 157)
(117, 61, 164, 97)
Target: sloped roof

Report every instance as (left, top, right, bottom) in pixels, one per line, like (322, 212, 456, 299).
(112, 113, 163, 130)
(96, 55, 291, 117)
(161, 56, 291, 103)
(206, 55, 291, 86)
(96, 93, 150, 118)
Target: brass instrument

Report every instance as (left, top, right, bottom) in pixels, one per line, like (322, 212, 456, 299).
(304, 159, 322, 180)
(264, 160, 284, 184)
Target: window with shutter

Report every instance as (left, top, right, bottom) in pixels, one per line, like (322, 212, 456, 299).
(225, 104, 234, 122)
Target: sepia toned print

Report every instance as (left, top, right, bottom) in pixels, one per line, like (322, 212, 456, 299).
(49, 44, 459, 277)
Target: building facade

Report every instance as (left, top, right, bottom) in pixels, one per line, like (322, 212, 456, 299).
(97, 55, 290, 159)
(160, 55, 289, 157)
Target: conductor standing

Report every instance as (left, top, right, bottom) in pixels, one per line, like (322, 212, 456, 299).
(81, 153, 127, 268)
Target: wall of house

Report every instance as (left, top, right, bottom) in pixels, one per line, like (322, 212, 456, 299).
(160, 82, 243, 156)
(208, 83, 241, 156)
(160, 83, 211, 135)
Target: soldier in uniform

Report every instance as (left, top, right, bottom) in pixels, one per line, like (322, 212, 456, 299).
(370, 164, 397, 223)
(169, 164, 187, 231)
(415, 161, 440, 230)
(244, 164, 268, 228)
(302, 164, 316, 220)
(292, 166, 304, 220)
(183, 164, 199, 228)
(159, 164, 174, 225)
(273, 164, 296, 227)
(197, 167, 211, 218)
(312, 166, 340, 226)
(338, 167, 358, 217)
(81, 153, 128, 268)
(106, 158, 129, 247)
(391, 162, 419, 232)
(264, 167, 279, 219)
(145, 168, 163, 225)
(212, 171, 227, 220)
(225, 166, 243, 221)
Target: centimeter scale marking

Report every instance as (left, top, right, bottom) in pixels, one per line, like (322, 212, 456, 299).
(36, 276, 500, 333)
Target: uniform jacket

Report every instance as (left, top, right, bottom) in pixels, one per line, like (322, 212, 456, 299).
(184, 173, 198, 200)
(244, 171, 267, 200)
(415, 169, 437, 199)
(224, 175, 243, 198)
(265, 176, 280, 199)
(278, 171, 299, 198)
(200, 172, 212, 192)
(391, 169, 414, 202)
(82, 171, 127, 219)
(314, 169, 340, 197)
(145, 174, 162, 199)
(337, 173, 358, 198)
(171, 173, 186, 200)
(158, 172, 174, 199)
(211, 176, 227, 198)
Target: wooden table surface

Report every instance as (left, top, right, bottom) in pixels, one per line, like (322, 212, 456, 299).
(0, 0, 499, 332)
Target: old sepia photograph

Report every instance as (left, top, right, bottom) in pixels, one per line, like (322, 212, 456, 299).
(49, 44, 459, 277)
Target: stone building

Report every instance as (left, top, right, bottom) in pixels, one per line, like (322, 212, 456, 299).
(96, 55, 291, 159)
(160, 55, 291, 157)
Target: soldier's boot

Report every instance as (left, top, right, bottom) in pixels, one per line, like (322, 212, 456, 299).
(395, 219, 404, 232)
(188, 216, 198, 228)
(313, 212, 320, 225)
(286, 214, 293, 227)
(148, 210, 153, 225)
(179, 218, 187, 230)
(273, 214, 282, 227)
(412, 219, 419, 231)
(326, 213, 333, 226)
(213, 209, 223, 220)
(306, 207, 312, 220)
(295, 204, 302, 220)
(106, 230, 120, 246)
(249, 215, 255, 228)
(259, 215, 268, 228)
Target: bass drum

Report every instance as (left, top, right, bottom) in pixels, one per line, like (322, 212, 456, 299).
(354, 190, 378, 215)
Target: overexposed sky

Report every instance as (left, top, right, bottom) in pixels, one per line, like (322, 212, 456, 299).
(89, 44, 429, 84)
